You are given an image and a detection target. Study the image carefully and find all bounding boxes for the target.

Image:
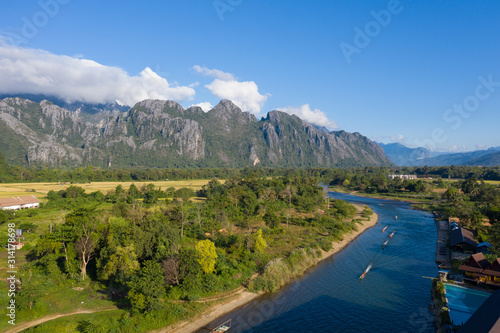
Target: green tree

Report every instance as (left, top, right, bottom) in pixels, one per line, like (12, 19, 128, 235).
(65, 185, 85, 200)
(253, 229, 267, 253)
(65, 208, 103, 280)
(263, 211, 279, 228)
(195, 239, 217, 275)
(280, 185, 296, 227)
(462, 177, 478, 196)
(100, 244, 140, 282)
(127, 261, 166, 312)
(173, 187, 194, 237)
(443, 187, 461, 202)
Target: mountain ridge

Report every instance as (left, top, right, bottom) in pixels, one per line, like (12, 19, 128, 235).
(0, 97, 392, 168)
(378, 142, 500, 166)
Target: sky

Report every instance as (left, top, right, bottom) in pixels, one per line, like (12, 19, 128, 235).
(0, 0, 499, 152)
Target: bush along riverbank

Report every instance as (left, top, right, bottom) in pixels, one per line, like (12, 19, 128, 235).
(249, 205, 378, 293)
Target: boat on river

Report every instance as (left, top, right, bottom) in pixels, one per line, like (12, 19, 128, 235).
(389, 232, 395, 238)
(359, 264, 372, 280)
(203, 319, 231, 332)
(382, 226, 388, 232)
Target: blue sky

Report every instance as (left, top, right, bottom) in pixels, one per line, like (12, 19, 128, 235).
(0, 0, 499, 152)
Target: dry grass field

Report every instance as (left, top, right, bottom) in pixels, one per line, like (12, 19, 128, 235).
(0, 179, 212, 199)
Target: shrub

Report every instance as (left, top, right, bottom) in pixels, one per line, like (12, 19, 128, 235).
(318, 237, 333, 252)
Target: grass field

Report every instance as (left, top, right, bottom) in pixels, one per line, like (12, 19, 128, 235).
(0, 180, 211, 199)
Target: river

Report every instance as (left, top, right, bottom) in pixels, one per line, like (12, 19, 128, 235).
(205, 192, 438, 333)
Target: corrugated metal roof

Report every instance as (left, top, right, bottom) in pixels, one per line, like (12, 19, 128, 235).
(0, 195, 40, 208)
(450, 227, 477, 247)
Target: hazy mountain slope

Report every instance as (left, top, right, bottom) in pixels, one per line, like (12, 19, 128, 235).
(377, 142, 434, 166)
(413, 147, 500, 166)
(465, 151, 500, 166)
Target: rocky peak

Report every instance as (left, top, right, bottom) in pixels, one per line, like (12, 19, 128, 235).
(185, 106, 205, 115)
(134, 99, 167, 114)
(265, 110, 295, 124)
(40, 100, 79, 123)
(208, 100, 257, 132)
(165, 100, 184, 112)
(3, 97, 36, 107)
(210, 99, 243, 119)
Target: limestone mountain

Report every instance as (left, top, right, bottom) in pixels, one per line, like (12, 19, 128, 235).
(0, 97, 392, 168)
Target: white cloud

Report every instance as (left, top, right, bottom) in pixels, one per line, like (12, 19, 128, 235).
(193, 65, 269, 114)
(476, 144, 486, 150)
(191, 102, 213, 112)
(276, 104, 338, 129)
(0, 44, 196, 106)
(206, 79, 269, 114)
(192, 65, 235, 81)
(390, 134, 405, 144)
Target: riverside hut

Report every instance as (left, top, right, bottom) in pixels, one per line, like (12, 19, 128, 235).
(450, 227, 477, 253)
(459, 253, 490, 283)
(483, 258, 500, 287)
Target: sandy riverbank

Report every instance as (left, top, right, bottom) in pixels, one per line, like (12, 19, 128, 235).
(161, 204, 379, 333)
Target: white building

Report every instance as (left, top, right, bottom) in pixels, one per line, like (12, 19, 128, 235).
(387, 174, 418, 180)
(0, 195, 40, 210)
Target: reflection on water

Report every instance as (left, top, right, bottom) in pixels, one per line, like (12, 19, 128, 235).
(205, 193, 437, 333)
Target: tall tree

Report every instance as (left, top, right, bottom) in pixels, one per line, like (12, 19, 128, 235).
(195, 240, 217, 275)
(253, 229, 267, 253)
(174, 187, 195, 237)
(128, 261, 166, 312)
(65, 208, 103, 280)
(281, 185, 296, 227)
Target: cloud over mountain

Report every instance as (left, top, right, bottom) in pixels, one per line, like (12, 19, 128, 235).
(0, 44, 196, 106)
(191, 102, 214, 112)
(193, 65, 269, 114)
(276, 104, 338, 129)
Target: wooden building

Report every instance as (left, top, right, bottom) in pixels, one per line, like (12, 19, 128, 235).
(450, 227, 477, 253)
(483, 258, 500, 287)
(458, 253, 490, 283)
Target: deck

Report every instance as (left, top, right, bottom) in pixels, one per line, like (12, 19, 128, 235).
(436, 220, 450, 265)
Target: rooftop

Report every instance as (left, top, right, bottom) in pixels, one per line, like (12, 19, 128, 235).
(0, 195, 40, 208)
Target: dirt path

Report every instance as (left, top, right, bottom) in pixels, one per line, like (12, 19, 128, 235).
(4, 308, 117, 333)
